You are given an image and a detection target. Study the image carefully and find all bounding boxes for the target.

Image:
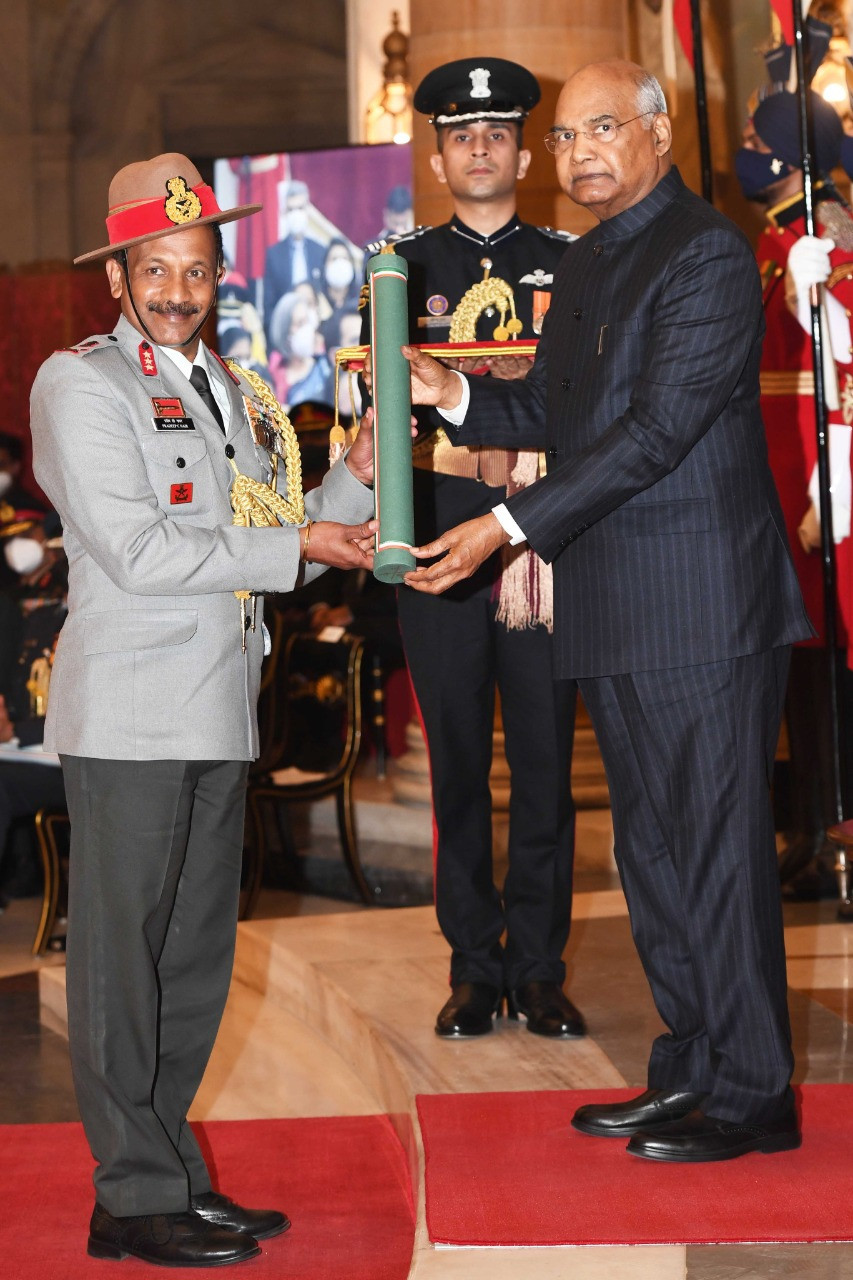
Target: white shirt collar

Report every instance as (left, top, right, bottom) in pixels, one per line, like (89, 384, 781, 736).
(157, 343, 231, 432)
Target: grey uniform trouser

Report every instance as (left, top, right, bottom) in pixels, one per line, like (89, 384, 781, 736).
(61, 755, 249, 1217)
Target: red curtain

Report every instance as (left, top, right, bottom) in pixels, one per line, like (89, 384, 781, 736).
(0, 266, 119, 499)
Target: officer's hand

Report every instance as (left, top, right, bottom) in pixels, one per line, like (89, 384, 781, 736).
(798, 501, 821, 554)
(444, 356, 487, 374)
(301, 520, 377, 570)
(402, 344, 464, 410)
(484, 354, 535, 381)
(344, 408, 375, 484)
(403, 513, 510, 594)
(344, 407, 417, 486)
(788, 235, 835, 293)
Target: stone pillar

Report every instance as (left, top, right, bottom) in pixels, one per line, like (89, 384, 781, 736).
(408, 0, 631, 236)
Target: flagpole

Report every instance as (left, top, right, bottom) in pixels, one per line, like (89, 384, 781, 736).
(689, 0, 713, 203)
(791, 0, 850, 908)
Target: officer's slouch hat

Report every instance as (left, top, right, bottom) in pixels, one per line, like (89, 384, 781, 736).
(74, 152, 260, 265)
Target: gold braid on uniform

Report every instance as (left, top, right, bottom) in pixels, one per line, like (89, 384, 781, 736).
(448, 259, 523, 343)
(445, 262, 552, 632)
(224, 361, 305, 527)
(222, 363, 307, 636)
(415, 258, 523, 485)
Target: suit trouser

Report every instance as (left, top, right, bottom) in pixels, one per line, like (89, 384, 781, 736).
(397, 584, 577, 991)
(579, 647, 794, 1123)
(60, 755, 249, 1217)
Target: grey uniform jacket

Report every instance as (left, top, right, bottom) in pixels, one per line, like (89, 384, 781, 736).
(30, 314, 373, 760)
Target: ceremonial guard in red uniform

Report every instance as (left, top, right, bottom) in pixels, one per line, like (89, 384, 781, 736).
(737, 86, 853, 894)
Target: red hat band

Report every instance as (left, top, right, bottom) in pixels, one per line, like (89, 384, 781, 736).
(106, 178, 221, 246)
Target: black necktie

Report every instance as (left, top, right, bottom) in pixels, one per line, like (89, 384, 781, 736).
(189, 365, 225, 434)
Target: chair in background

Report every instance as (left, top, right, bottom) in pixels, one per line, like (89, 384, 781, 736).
(32, 808, 70, 955)
(246, 630, 375, 915)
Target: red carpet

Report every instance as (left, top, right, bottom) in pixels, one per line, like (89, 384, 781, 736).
(417, 1085, 853, 1246)
(0, 1116, 414, 1279)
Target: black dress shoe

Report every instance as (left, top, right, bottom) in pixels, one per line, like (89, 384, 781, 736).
(435, 982, 502, 1037)
(87, 1202, 260, 1266)
(572, 1088, 708, 1137)
(777, 833, 820, 884)
(782, 854, 840, 902)
(508, 982, 587, 1038)
(192, 1190, 290, 1241)
(627, 1108, 802, 1162)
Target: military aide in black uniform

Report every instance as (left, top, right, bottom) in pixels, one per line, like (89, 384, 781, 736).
(364, 58, 585, 1040)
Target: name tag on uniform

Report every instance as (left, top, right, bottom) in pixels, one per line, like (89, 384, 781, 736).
(152, 397, 195, 431)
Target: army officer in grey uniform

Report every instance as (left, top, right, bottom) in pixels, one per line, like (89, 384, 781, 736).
(30, 153, 376, 1268)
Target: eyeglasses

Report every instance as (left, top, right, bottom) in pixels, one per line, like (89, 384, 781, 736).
(544, 112, 657, 154)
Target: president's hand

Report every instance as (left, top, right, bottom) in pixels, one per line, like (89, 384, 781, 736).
(403, 513, 509, 594)
(401, 344, 463, 410)
(301, 519, 377, 570)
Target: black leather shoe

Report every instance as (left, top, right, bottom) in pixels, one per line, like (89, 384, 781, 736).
(435, 982, 502, 1037)
(192, 1190, 290, 1241)
(87, 1202, 260, 1266)
(627, 1108, 802, 1162)
(572, 1088, 708, 1137)
(508, 981, 587, 1038)
(782, 852, 840, 901)
(777, 833, 820, 884)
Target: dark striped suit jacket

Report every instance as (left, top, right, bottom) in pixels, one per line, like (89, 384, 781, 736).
(451, 167, 814, 679)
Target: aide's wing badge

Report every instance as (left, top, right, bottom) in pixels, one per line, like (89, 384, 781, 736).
(519, 270, 554, 286)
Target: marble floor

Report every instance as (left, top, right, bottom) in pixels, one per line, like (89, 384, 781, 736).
(2, 806, 853, 1278)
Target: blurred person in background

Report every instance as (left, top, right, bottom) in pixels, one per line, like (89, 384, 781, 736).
(269, 286, 332, 409)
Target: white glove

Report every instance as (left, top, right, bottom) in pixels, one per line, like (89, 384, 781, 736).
(787, 234, 835, 294)
(785, 235, 850, 381)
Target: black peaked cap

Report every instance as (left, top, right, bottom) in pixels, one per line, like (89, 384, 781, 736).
(414, 57, 540, 126)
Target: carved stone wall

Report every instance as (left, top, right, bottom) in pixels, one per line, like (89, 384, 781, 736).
(0, 0, 348, 268)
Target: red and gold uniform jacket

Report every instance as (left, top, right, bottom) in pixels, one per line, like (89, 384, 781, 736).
(758, 187, 853, 648)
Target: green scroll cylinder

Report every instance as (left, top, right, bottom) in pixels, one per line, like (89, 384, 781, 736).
(367, 251, 415, 584)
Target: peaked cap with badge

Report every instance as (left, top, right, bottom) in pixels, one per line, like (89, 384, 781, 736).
(74, 152, 261, 264)
(414, 56, 540, 127)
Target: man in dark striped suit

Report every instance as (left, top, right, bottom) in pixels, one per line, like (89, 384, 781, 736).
(401, 59, 813, 1163)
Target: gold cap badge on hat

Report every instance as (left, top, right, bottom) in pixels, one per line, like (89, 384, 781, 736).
(164, 177, 203, 225)
(74, 152, 261, 264)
